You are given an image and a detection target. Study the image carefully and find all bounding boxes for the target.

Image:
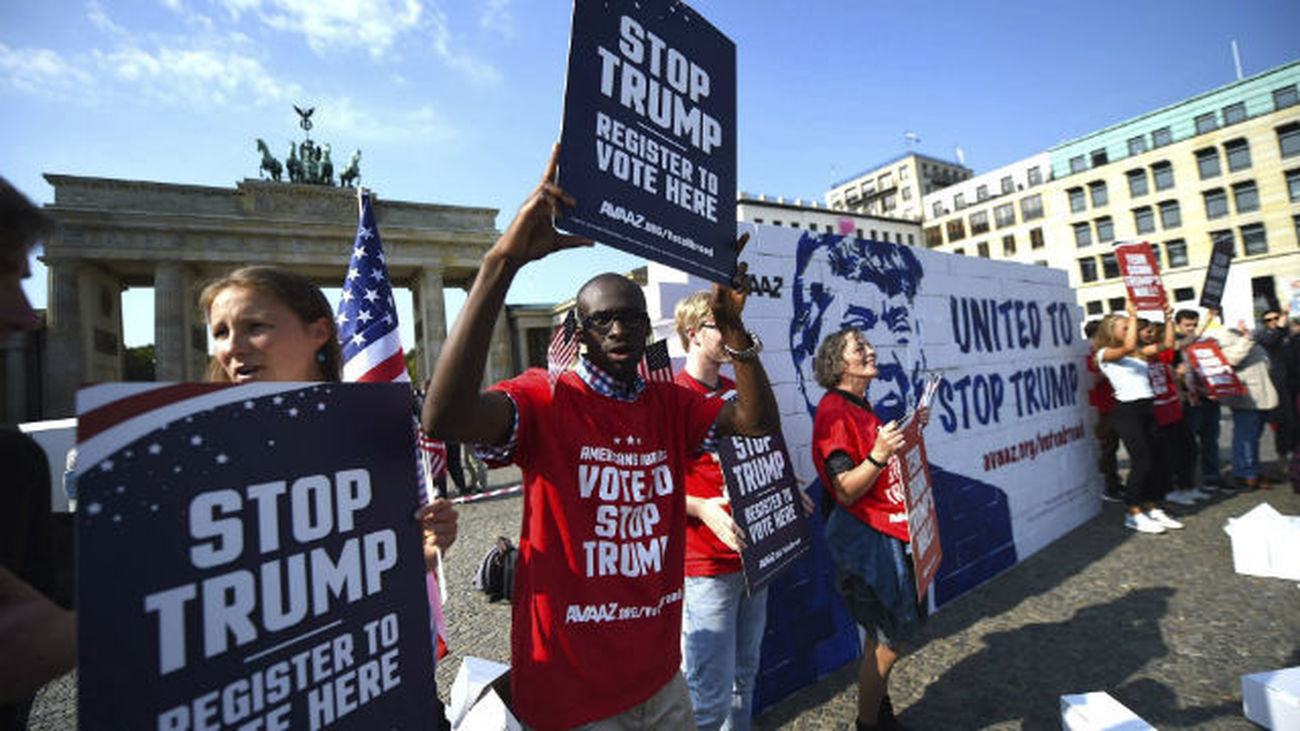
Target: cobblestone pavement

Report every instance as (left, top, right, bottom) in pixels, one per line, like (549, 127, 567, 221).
(28, 459, 1300, 730)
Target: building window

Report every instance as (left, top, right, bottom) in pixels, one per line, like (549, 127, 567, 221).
(1225, 138, 1252, 172)
(954, 248, 965, 256)
(1000, 175, 1014, 194)
(883, 194, 897, 211)
(1204, 188, 1229, 219)
(1030, 227, 1045, 249)
(790, 222, 800, 229)
(1152, 161, 1174, 190)
(1211, 228, 1235, 254)
(1165, 239, 1189, 268)
(947, 219, 965, 241)
(994, 202, 1015, 228)
(1100, 252, 1120, 279)
(880, 231, 889, 242)
(954, 193, 966, 210)
(977, 241, 990, 258)
(1152, 127, 1173, 148)
(1078, 257, 1098, 283)
(1241, 223, 1268, 255)
(1222, 102, 1246, 126)
(1074, 222, 1092, 247)
(1087, 301, 1104, 315)
(1070, 155, 1086, 173)
(1020, 194, 1044, 221)
(1127, 135, 1148, 157)
(1134, 206, 1155, 234)
(870, 229, 878, 240)
(1287, 168, 1300, 203)
(856, 228, 863, 238)
(1027, 166, 1043, 186)
(1196, 148, 1220, 179)
(1173, 287, 1195, 302)
(772, 220, 782, 226)
(1233, 181, 1259, 213)
(1108, 297, 1126, 311)
(907, 233, 915, 245)
(1002, 234, 1016, 256)
(1091, 148, 1108, 167)
(1089, 181, 1108, 207)
(879, 173, 893, 189)
(976, 184, 989, 202)
(1068, 187, 1086, 213)
(1275, 84, 1299, 110)
(1195, 112, 1218, 134)
(1159, 200, 1182, 229)
(970, 211, 990, 235)
(902, 186, 913, 201)
(1095, 216, 1114, 243)
(1127, 168, 1149, 197)
(1278, 123, 1300, 159)
(1295, 215, 1300, 245)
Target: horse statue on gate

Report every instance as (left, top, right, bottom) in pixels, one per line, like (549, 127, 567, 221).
(286, 142, 303, 183)
(321, 144, 334, 186)
(339, 149, 362, 188)
(256, 139, 282, 182)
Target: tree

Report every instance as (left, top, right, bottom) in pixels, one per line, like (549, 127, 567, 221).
(123, 345, 156, 381)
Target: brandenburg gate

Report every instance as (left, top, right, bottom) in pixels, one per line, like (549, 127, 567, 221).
(40, 174, 503, 416)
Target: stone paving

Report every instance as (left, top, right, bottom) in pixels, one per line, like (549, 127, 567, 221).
(28, 460, 1300, 730)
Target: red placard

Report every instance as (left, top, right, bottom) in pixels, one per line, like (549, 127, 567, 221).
(1115, 241, 1167, 313)
(898, 416, 941, 602)
(1184, 340, 1246, 398)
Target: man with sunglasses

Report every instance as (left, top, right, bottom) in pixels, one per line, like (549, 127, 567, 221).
(422, 146, 778, 730)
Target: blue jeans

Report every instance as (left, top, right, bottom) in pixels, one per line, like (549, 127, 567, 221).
(1186, 401, 1222, 483)
(681, 573, 768, 731)
(1232, 408, 1265, 479)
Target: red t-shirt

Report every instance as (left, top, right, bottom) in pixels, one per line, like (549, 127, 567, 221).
(673, 370, 741, 577)
(485, 368, 724, 729)
(811, 389, 910, 542)
(1150, 349, 1183, 425)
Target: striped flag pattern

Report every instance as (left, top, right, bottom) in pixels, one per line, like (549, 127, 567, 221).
(547, 309, 580, 388)
(638, 338, 674, 384)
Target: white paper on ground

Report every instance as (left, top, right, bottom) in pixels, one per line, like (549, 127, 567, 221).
(1223, 502, 1300, 581)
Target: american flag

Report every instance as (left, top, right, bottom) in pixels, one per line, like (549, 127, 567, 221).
(638, 338, 674, 383)
(547, 308, 580, 388)
(337, 189, 449, 660)
(337, 190, 409, 384)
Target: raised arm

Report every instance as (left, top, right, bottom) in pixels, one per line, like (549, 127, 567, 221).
(1100, 299, 1141, 362)
(422, 144, 592, 444)
(711, 236, 780, 437)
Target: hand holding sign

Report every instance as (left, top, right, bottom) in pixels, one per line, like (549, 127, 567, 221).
(693, 495, 747, 552)
(872, 420, 905, 465)
(496, 144, 594, 271)
(709, 232, 751, 330)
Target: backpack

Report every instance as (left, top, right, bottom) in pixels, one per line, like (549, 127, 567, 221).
(474, 536, 518, 602)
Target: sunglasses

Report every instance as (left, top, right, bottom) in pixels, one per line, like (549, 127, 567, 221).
(581, 309, 651, 334)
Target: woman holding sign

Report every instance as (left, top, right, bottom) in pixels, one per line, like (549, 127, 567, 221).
(1094, 298, 1183, 533)
(810, 329, 929, 731)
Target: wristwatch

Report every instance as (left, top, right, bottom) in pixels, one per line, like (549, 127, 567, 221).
(722, 330, 764, 361)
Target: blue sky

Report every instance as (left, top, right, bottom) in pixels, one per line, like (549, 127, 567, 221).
(3, 0, 1297, 347)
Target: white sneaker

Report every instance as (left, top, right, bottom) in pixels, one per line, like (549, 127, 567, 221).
(1125, 512, 1166, 534)
(1186, 487, 1212, 501)
(1146, 508, 1184, 530)
(1166, 490, 1197, 506)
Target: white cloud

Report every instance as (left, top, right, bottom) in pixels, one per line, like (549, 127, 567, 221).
(478, 0, 515, 39)
(0, 43, 97, 102)
(427, 5, 501, 84)
(86, 0, 129, 36)
(216, 0, 423, 59)
(93, 41, 301, 109)
(323, 95, 455, 144)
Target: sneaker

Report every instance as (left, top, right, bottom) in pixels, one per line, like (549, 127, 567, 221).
(1166, 490, 1197, 506)
(1101, 488, 1125, 503)
(1147, 508, 1185, 530)
(1186, 487, 1213, 501)
(1125, 512, 1166, 533)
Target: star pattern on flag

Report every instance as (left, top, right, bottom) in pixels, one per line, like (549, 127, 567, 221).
(336, 190, 406, 384)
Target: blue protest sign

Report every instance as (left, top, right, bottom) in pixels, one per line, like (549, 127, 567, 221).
(558, 0, 737, 284)
(75, 382, 436, 731)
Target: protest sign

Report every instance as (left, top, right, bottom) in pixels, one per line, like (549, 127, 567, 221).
(897, 416, 942, 602)
(1200, 236, 1235, 310)
(1115, 241, 1167, 313)
(716, 432, 810, 594)
(75, 382, 436, 731)
(558, 0, 737, 284)
(1184, 340, 1247, 398)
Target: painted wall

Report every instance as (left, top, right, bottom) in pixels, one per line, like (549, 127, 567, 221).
(646, 223, 1101, 711)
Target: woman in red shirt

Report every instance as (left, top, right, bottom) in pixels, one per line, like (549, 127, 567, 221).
(811, 328, 927, 731)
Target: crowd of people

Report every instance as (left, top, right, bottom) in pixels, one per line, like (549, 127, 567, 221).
(1086, 293, 1300, 535)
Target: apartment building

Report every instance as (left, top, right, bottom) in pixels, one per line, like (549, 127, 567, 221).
(825, 153, 972, 222)
(919, 152, 1054, 265)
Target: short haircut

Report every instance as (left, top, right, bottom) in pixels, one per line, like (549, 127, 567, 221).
(673, 290, 713, 351)
(1084, 319, 1100, 339)
(1174, 309, 1199, 323)
(813, 329, 862, 390)
(199, 266, 341, 382)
